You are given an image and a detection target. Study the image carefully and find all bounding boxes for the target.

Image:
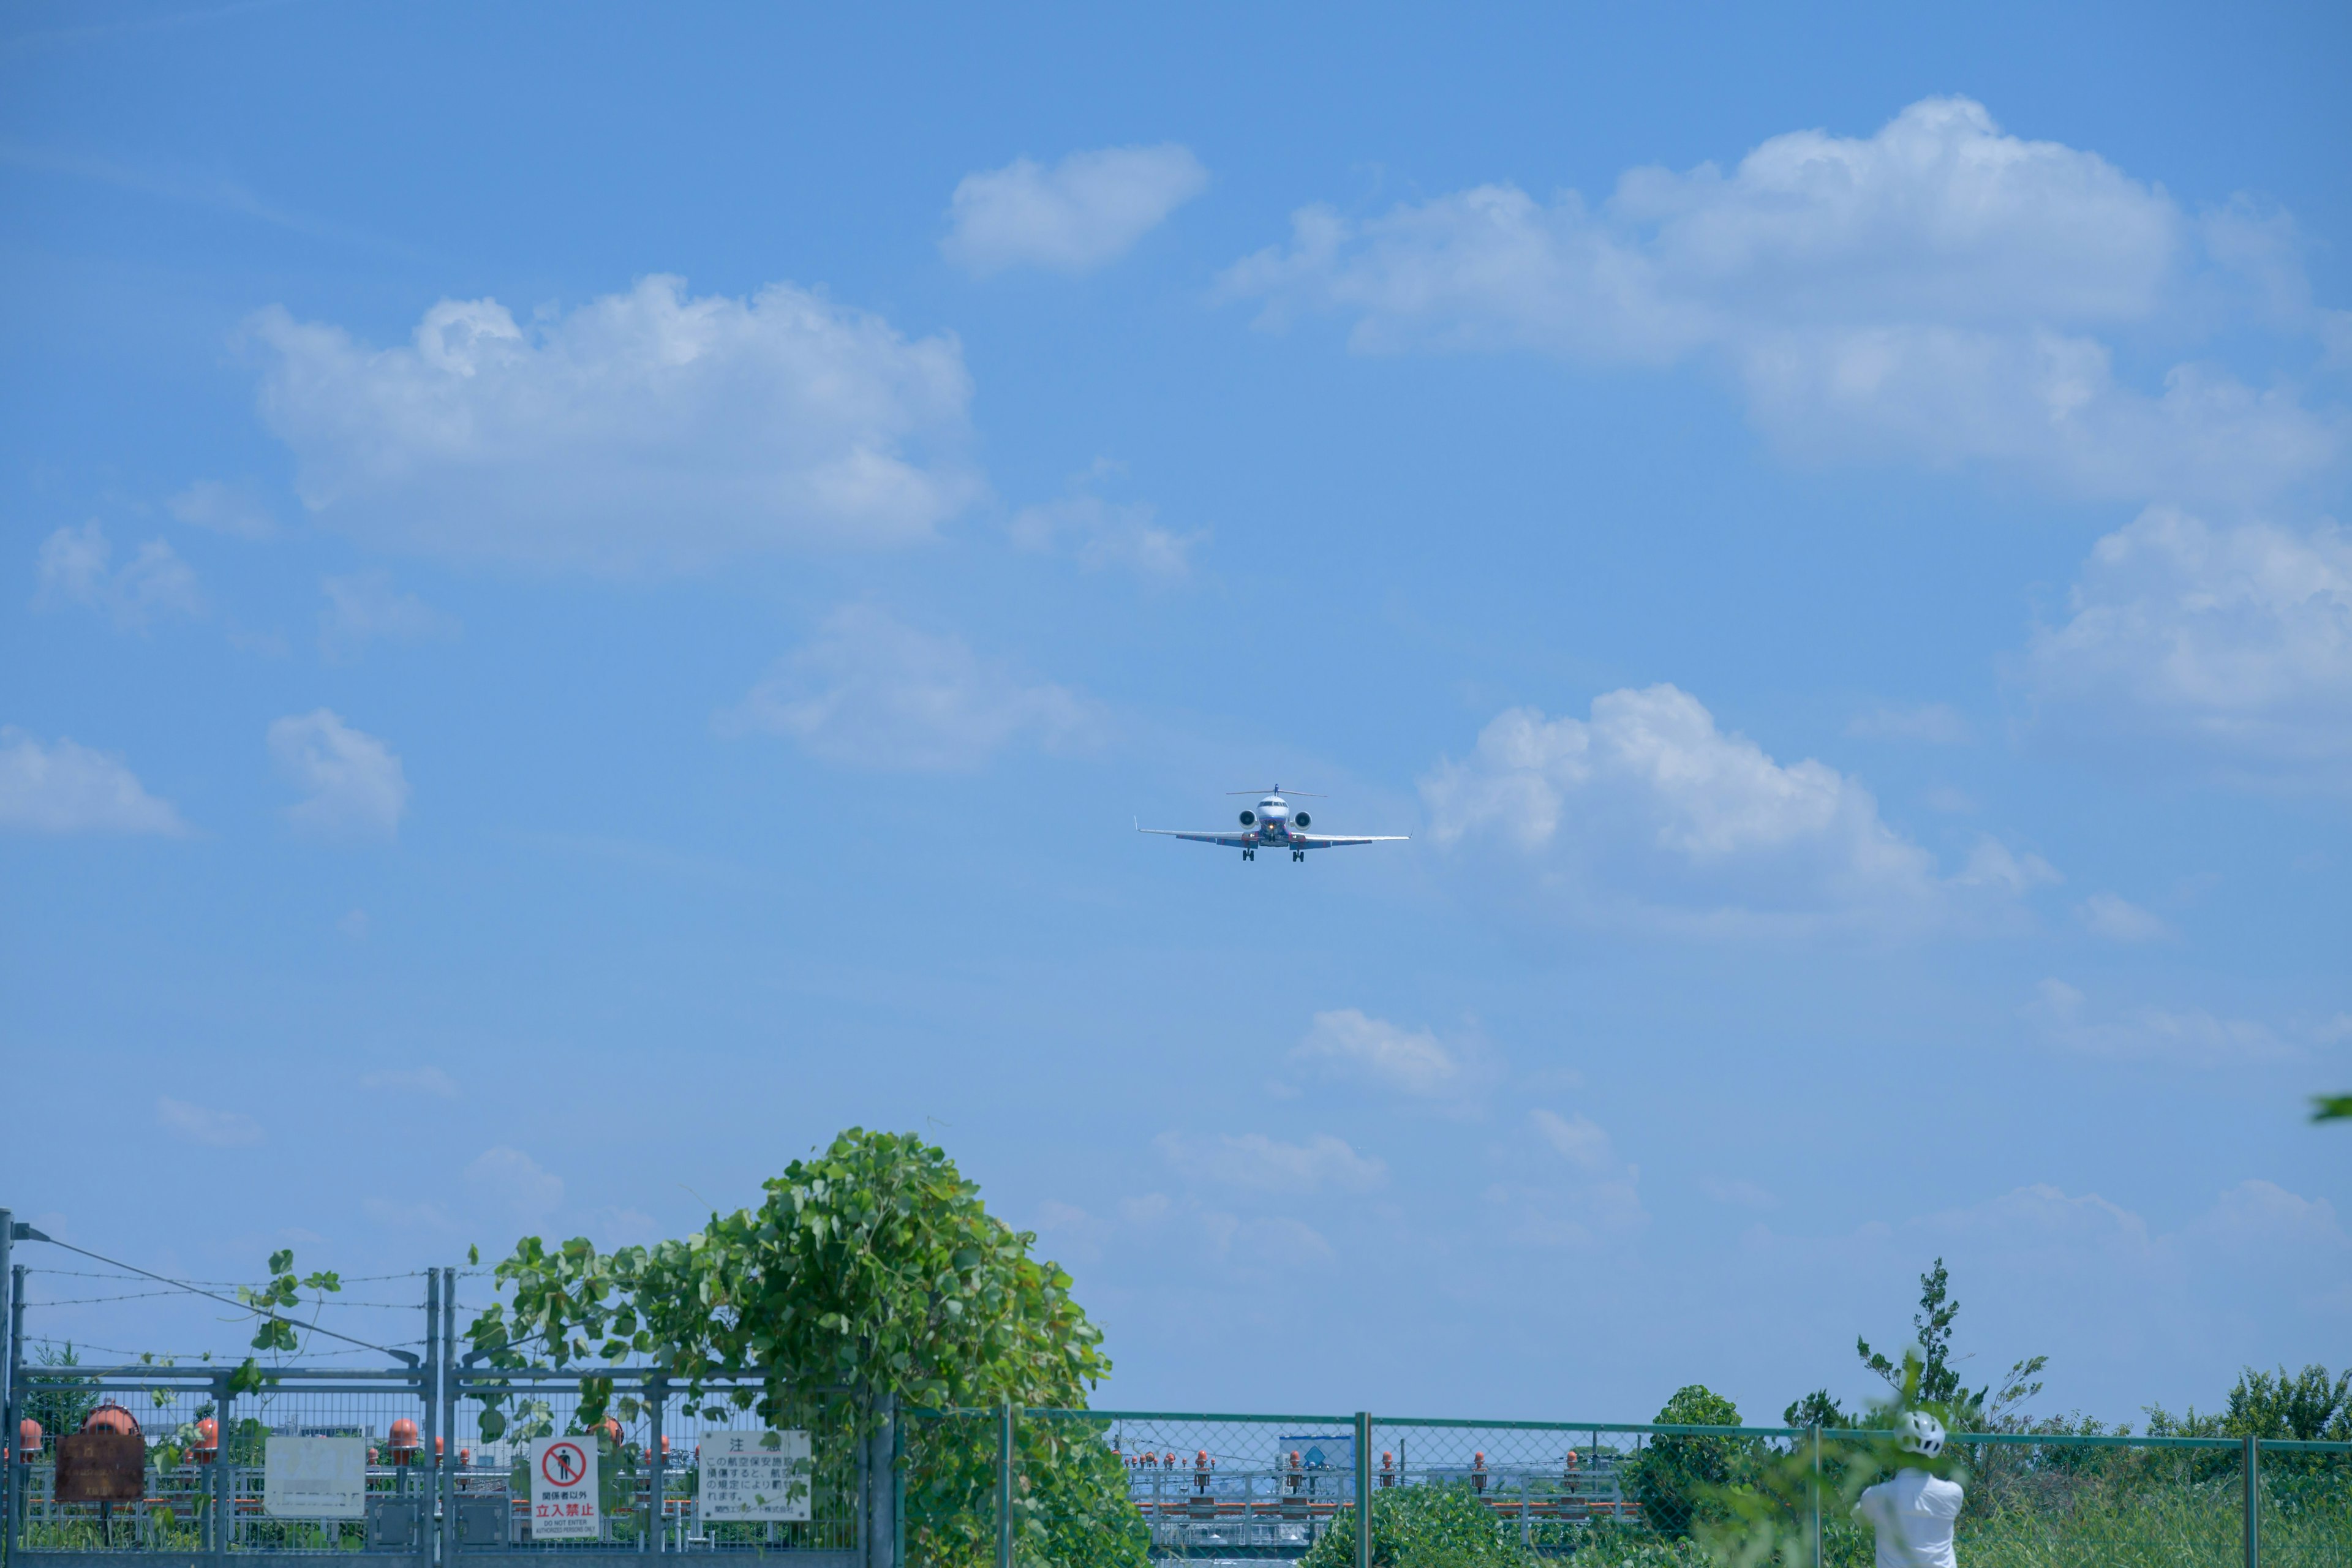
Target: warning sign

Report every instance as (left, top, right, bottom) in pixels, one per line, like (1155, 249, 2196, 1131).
(529, 1436, 600, 1540)
(264, 1435, 367, 1518)
(698, 1430, 812, 1523)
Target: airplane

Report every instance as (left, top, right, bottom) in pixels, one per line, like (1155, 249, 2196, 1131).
(1139, 788, 1409, 862)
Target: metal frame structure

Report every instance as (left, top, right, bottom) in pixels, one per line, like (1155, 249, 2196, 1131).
(0, 1243, 895, 1568)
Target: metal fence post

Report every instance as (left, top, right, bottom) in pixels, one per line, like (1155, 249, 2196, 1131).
(210, 1371, 232, 1568)
(1809, 1424, 1822, 1568)
(4, 1254, 18, 1568)
(864, 1393, 896, 1568)
(421, 1271, 439, 1568)
(2243, 1434, 2258, 1568)
(994, 1403, 1012, 1568)
(646, 1372, 665, 1555)
(1352, 1412, 1371, 1568)
(440, 1268, 458, 1568)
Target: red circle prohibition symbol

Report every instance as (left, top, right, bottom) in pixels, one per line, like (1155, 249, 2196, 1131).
(540, 1441, 589, 1487)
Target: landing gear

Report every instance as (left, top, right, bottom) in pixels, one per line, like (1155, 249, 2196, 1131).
(1292, 850, 1305, 862)
(1242, 849, 1254, 861)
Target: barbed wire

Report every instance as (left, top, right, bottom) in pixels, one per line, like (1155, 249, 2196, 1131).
(25, 1267, 437, 1286)
(23, 1334, 428, 1361)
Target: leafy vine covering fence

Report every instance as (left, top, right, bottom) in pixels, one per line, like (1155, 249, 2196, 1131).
(899, 1407, 2352, 1568)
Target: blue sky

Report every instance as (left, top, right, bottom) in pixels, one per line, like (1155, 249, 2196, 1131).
(4, 1, 2348, 1427)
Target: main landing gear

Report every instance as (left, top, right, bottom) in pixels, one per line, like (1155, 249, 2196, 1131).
(1242, 848, 1254, 861)
(1292, 850, 1305, 862)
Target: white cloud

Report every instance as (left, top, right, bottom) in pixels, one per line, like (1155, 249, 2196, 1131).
(1223, 97, 2344, 507)
(1953, 836, 2063, 895)
(465, 1146, 563, 1223)
(2024, 508, 2352, 785)
(268, 709, 410, 837)
(2023, 978, 2290, 1065)
(1154, 1131, 1387, 1194)
(0, 728, 186, 835)
(1847, 702, 1973, 745)
(167, 480, 275, 539)
(1702, 1176, 1781, 1210)
(1422, 685, 2049, 931)
(37, 520, 204, 628)
(156, 1096, 261, 1147)
(1291, 1009, 1477, 1101)
(1530, 1108, 1616, 1170)
(1011, 462, 1200, 578)
(2078, 892, 2175, 943)
(359, 1066, 459, 1099)
(1487, 1107, 1646, 1245)
(943, 143, 1207, 275)
(725, 605, 1098, 770)
(247, 276, 979, 571)
(320, 570, 459, 658)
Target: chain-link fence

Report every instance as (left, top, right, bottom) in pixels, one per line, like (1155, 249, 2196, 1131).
(900, 1407, 2352, 1567)
(4, 1262, 889, 1568)
(5, 1245, 2346, 1568)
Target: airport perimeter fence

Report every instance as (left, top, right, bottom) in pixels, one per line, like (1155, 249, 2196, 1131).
(898, 1404, 2352, 1568)
(5, 1242, 2348, 1568)
(2, 1261, 898, 1568)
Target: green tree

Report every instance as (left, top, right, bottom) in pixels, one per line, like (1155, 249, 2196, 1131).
(1857, 1259, 1967, 1406)
(2315, 1095, 2351, 1122)
(1634, 1385, 1749, 1539)
(1855, 1257, 2046, 1430)
(2147, 1364, 2351, 1442)
(1298, 1482, 1529, 1568)
(1781, 1390, 1848, 1430)
(462, 1128, 1137, 1568)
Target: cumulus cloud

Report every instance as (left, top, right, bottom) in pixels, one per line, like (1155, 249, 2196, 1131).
(1154, 1131, 1387, 1194)
(247, 276, 979, 571)
(943, 143, 1207, 274)
(267, 709, 409, 837)
(465, 1146, 563, 1222)
(319, 570, 460, 658)
(157, 1096, 261, 1147)
(1223, 97, 2345, 507)
(359, 1066, 459, 1098)
(0, 728, 186, 835)
(2078, 892, 2175, 943)
(1422, 684, 2051, 932)
(167, 480, 276, 539)
(2023, 978, 2290, 1065)
(1487, 1107, 1646, 1245)
(2024, 508, 2352, 786)
(1290, 1009, 1483, 1102)
(1702, 1176, 1781, 1210)
(725, 605, 1098, 770)
(37, 520, 204, 628)
(1010, 462, 1200, 578)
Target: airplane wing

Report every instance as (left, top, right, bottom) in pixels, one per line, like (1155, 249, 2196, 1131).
(1138, 828, 1259, 848)
(1292, 834, 1410, 849)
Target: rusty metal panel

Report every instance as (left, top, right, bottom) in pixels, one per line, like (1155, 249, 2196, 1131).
(55, 1430, 147, 1501)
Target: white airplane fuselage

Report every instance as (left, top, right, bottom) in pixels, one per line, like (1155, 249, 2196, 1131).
(1137, 786, 1406, 860)
(1236, 794, 1307, 846)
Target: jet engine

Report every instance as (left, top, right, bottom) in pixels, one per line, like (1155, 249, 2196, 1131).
(1294, 812, 1310, 827)
(1238, 810, 1256, 826)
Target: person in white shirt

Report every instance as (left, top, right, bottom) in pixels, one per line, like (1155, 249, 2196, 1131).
(1853, 1411, 1963, 1568)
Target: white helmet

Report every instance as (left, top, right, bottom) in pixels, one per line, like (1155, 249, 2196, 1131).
(1899, 1411, 1946, 1459)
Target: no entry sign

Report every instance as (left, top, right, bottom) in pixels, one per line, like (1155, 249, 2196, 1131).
(530, 1436, 600, 1539)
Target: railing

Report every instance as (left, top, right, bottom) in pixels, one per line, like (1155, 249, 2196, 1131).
(899, 1406, 2352, 1567)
